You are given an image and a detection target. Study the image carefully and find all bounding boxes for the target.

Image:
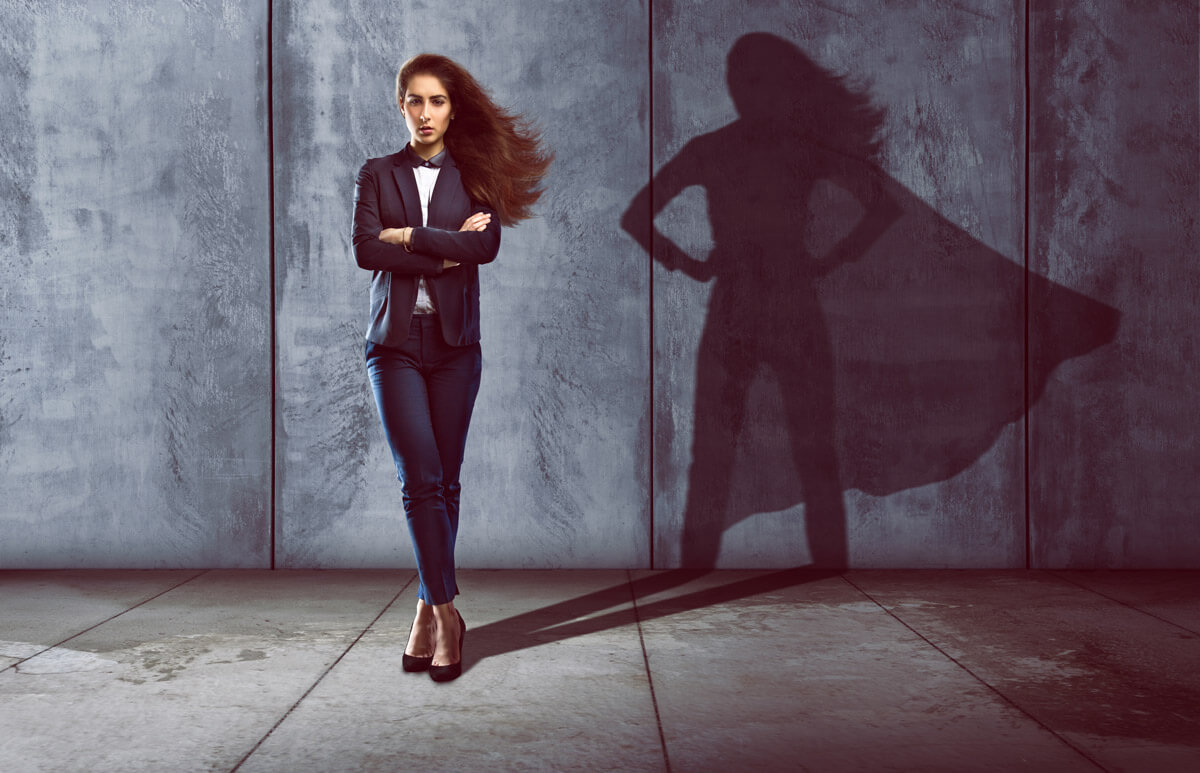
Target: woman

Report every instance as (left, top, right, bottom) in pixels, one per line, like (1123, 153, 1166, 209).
(352, 53, 551, 682)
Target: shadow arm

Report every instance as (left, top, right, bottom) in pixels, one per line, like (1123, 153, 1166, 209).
(821, 158, 902, 273)
(620, 144, 714, 282)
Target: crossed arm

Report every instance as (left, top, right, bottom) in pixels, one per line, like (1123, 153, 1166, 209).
(815, 152, 901, 273)
(352, 163, 500, 275)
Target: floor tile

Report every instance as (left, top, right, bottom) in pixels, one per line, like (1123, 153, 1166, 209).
(239, 570, 664, 773)
(632, 569, 1093, 772)
(848, 570, 1200, 771)
(1052, 570, 1200, 632)
(0, 570, 202, 666)
(0, 570, 404, 773)
(4, 569, 1196, 772)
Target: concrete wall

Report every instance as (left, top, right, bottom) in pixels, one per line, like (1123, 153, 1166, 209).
(1028, 1, 1200, 567)
(0, 0, 271, 567)
(1, 0, 1195, 569)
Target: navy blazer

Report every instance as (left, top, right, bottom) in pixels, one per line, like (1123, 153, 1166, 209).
(352, 149, 501, 347)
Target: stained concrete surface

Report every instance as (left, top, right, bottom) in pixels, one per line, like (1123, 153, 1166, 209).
(1, 570, 405, 772)
(239, 571, 662, 772)
(0, 570, 199, 659)
(0, 0, 272, 567)
(631, 570, 1093, 772)
(3, 570, 1198, 772)
(1027, 2, 1200, 567)
(851, 571, 1200, 771)
(1055, 571, 1200, 632)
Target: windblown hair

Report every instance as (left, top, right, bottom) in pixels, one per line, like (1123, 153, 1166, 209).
(398, 54, 553, 225)
(727, 33, 887, 163)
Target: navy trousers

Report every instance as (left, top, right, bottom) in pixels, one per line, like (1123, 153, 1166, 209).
(365, 315, 481, 605)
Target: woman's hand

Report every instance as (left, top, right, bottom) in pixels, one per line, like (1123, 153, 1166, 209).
(658, 240, 715, 281)
(441, 213, 488, 268)
(379, 214, 487, 267)
(380, 226, 418, 253)
(459, 212, 491, 232)
(378, 227, 406, 245)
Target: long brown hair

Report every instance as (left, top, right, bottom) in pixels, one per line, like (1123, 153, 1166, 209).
(397, 54, 553, 225)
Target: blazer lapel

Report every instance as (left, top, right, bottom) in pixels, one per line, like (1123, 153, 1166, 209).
(390, 157, 423, 227)
(428, 156, 463, 230)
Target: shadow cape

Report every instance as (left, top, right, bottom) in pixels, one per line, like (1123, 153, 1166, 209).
(623, 33, 1119, 566)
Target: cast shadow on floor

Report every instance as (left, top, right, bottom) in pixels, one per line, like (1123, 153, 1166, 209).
(462, 567, 840, 672)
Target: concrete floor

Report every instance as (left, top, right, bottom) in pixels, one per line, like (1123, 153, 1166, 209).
(1, 570, 1198, 772)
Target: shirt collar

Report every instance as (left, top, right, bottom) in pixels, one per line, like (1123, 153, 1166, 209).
(406, 145, 448, 169)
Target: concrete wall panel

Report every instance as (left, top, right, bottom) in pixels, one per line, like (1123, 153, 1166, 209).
(273, 1, 650, 567)
(1029, 2, 1200, 567)
(0, 1, 271, 567)
(2, 2, 1195, 570)
(646, 1, 1028, 567)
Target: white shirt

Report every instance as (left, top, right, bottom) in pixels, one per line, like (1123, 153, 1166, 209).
(410, 148, 443, 315)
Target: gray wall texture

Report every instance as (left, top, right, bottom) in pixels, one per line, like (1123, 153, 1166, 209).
(1, 0, 1196, 569)
(1, 0, 271, 567)
(1028, 1, 1200, 567)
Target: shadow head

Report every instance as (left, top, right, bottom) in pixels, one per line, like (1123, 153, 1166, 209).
(726, 32, 885, 159)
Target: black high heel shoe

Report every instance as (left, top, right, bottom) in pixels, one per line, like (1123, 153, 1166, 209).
(429, 611, 465, 683)
(402, 620, 433, 673)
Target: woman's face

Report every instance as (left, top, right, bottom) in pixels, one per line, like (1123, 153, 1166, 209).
(403, 73, 453, 155)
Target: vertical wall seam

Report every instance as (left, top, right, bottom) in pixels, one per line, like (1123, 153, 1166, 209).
(267, 0, 278, 570)
(647, 0, 656, 570)
(1023, 0, 1032, 570)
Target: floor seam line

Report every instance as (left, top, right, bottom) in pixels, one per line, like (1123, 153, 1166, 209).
(627, 569, 673, 773)
(2, 569, 210, 675)
(841, 574, 1110, 773)
(228, 574, 415, 772)
(1047, 571, 1200, 637)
